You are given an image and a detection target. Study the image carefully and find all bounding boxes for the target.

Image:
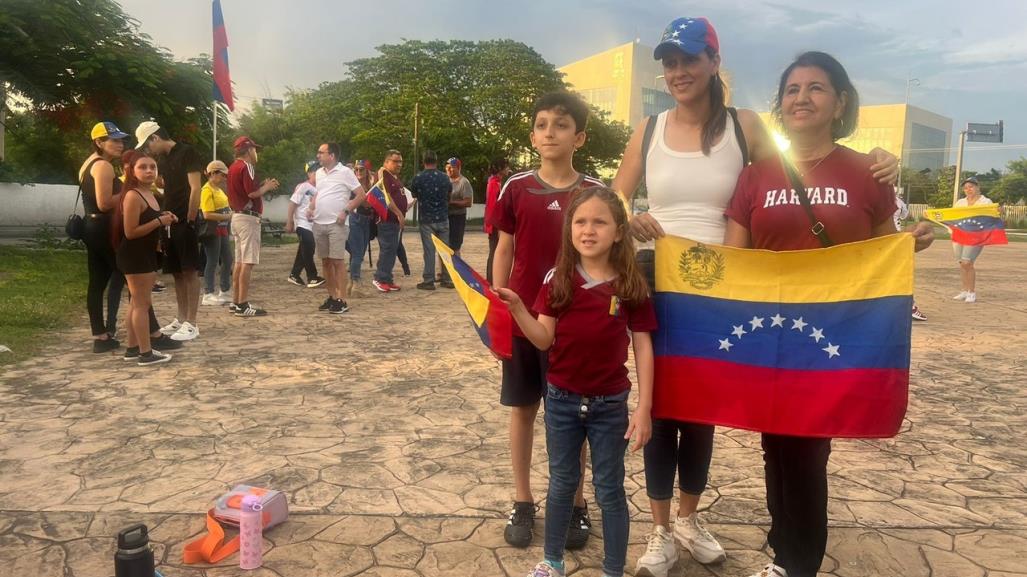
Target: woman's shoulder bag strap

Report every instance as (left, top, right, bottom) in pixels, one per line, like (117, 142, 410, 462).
(727, 107, 750, 167)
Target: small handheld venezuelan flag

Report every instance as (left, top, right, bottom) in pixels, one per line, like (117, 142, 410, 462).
(432, 235, 513, 359)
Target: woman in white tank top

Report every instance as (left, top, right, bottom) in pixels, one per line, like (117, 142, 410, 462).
(610, 17, 899, 577)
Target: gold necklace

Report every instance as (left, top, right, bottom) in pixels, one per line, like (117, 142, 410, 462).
(796, 145, 837, 177)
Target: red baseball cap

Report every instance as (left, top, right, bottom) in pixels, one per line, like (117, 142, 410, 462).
(233, 136, 263, 152)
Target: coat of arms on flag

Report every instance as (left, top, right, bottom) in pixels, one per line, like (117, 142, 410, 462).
(652, 234, 915, 438)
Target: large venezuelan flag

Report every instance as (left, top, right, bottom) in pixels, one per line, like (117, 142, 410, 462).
(653, 234, 914, 438)
(432, 235, 513, 359)
(924, 205, 1007, 246)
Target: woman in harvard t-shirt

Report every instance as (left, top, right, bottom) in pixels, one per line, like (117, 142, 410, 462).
(724, 52, 933, 577)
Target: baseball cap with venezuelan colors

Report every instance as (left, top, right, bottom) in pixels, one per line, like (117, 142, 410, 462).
(653, 17, 719, 60)
(90, 121, 129, 141)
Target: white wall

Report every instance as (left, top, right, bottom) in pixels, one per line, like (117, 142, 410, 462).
(0, 182, 487, 227)
(0, 182, 80, 226)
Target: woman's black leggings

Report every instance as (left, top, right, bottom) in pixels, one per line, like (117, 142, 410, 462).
(84, 219, 122, 336)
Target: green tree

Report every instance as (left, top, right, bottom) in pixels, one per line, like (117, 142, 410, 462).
(238, 39, 631, 197)
(1, 0, 227, 182)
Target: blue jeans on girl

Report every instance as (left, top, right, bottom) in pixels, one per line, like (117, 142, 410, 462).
(544, 384, 630, 577)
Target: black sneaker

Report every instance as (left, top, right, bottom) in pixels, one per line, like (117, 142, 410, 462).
(307, 276, 326, 288)
(287, 274, 305, 287)
(123, 346, 140, 361)
(319, 297, 334, 311)
(93, 338, 120, 353)
(329, 299, 350, 314)
(235, 303, 267, 317)
(416, 281, 436, 291)
(152, 282, 165, 293)
(565, 502, 592, 550)
(439, 280, 456, 289)
(504, 501, 537, 548)
(150, 334, 184, 350)
(137, 350, 172, 366)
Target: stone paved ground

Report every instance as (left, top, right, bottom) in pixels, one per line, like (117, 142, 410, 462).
(1, 231, 1025, 577)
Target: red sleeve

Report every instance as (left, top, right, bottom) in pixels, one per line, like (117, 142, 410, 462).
(724, 165, 757, 228)
(533, 276, 555, 317)
(869, 177, 898, 227)
(494, 179, 516, 235)
(627, 296, 658, 332)
(241, 166, 257, 195)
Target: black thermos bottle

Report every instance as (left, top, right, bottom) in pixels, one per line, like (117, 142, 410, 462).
(114, 524, 155, 577)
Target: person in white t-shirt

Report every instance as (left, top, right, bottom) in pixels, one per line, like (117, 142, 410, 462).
(311, 142, 366, 313)
(286, 161, 324, 288)
(952, 176, 992, 303)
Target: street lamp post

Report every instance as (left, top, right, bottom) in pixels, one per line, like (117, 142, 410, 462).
(898, 75, 919, 202)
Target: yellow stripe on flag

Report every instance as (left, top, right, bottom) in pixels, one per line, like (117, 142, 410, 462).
(923, 205, 1000, 224)
(655, 234, 914, 303)
(431, 235, 489, 327)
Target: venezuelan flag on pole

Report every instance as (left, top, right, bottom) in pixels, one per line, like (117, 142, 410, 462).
(212, 0, 234, 111)
(924, 205, 1007, 246)
(653, 234, 914, 438)
(432, 235, 513, 359)
(365, 182, 392, 222)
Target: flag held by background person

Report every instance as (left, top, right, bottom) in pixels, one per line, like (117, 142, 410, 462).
(652, 234, 914, 438)
(432, 235, 513, 359)
(365, 182, 392, 222)
(925, 205, 1007, 246)
(212, 0, 234, 111)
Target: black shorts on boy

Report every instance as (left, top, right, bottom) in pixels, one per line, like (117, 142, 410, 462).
(500, 335, 548, 406)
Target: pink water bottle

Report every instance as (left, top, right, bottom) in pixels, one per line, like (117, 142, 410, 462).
(238, 494, 263, 569)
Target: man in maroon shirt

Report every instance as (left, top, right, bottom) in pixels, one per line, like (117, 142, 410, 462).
(226, 136, 279, 316)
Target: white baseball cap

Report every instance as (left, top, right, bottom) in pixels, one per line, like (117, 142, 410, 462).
(134, 121, 161, 149)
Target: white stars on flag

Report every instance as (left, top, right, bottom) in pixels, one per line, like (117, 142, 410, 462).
(714, 314, 840, 359)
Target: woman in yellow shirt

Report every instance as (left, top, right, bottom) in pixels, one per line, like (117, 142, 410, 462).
(199, 160, 234, 305)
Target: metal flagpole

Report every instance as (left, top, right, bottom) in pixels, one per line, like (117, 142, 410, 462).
(212, 101, 218, 162)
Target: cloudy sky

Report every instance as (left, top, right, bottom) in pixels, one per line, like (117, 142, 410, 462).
(118, 0, 1027, 172)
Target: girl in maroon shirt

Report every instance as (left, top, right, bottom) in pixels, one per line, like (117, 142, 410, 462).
(498, 187, 657, 577)
(724, 52, 933, 577)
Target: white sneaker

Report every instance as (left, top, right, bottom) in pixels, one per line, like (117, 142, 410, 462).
(634, 525, 678, 577)
(748, 563, 787, 577)
(159, 319, 181, 336)
(216, 291, 232, 305)
(952, 291, 969, 301)
(964, 292, 976, 303)
(673, 512, 725, 564)
(170, 321, 199, 341)
(201, 293, 219, 306)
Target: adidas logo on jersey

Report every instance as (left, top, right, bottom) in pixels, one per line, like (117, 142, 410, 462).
(546, 200, 561, 211)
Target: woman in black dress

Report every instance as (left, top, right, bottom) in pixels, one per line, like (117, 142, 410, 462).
(116, 153, 178, 366)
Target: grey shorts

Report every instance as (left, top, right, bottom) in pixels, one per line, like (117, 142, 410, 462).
(952, 242, 983, 263)
(314, 221, 349, 260)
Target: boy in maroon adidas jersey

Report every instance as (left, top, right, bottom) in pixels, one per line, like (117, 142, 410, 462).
(492, 92, 604, 548)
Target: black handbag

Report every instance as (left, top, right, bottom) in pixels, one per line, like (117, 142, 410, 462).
(195, 212, 214, 240)
(65, 187, 85, 240)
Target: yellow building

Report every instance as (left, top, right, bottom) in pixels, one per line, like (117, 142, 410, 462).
(558, 40, 676, 130)
(759, 104, 952, 171)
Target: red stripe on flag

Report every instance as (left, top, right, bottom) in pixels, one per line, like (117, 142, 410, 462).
(951, 227, 1008, 246)
(652, 356, 908, 438)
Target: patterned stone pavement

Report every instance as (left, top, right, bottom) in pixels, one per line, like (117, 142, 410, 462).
(1, 231, 1025, 577)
